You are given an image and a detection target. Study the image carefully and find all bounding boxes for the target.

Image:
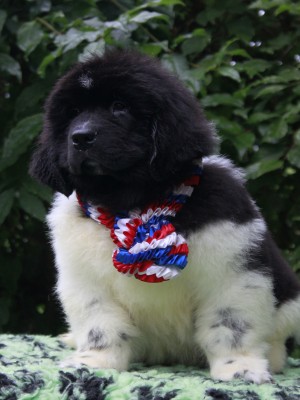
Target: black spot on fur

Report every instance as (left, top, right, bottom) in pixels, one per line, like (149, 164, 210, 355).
(88, 328, 107, 350)
(119, 332, 129, 341)
(87, 299, 100, 308)
(212, 308, 251, 347)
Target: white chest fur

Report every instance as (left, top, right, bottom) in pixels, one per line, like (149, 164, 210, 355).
(48, 193, 275, 367)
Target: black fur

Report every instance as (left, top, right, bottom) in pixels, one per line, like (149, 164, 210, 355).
(30, 50, 300, 306)
(30, 50, 216, 212)
(245, 232, 300, 305)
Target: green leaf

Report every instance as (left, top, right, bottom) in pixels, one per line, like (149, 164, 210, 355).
(0, 114, 43, 172)
(190, 56, 218, 79)
(17, 21, 44, 56)
(227, 17, 255, 41)
(282, 102, 300, 123)
(129, 11, 168, 24)
(138, 41, 168, 56)
(161, 53, 189, 76)
(55, 28, 100, 52)
(213, 117, 255, 149)
(0, 9, 7, 34)
(181, 29, 211, 56)
(210, 115, 243, 135)
(0, 189, 15, 225)
(260, 69, 300, 84)
(15, 82, 48, 118)
(275, 3, 300, 16)
(262, 119, 288, 143)
(18, 190, 46, 221)
(147, 0, 184, 5)
(0, 53, 21, 81)
(255, 84, 285, 98)
(237, 59, 271, 78)
(278, 68, 300, 82)
(287, 145, 300, 168)
(127, 0, 183, 16)
(37, 48, 61, 77)
(78, 40, 106, 62)
(196, 8, 223, 25)
(218, 66, 241, 82)
(228, 48, 251, 58)
(248, 112, 277, 124)
(31, 0, 52, 14)
(246, 159, 284, 179)
(202, 93, 243, 108)
(249, 1, 277, 10)
(22, 177, 53, 203)
(234, 132, 255, 150)
(287, 130, 300, 168)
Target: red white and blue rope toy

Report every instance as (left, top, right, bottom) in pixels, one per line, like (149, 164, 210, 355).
(77, 160, 202, 283)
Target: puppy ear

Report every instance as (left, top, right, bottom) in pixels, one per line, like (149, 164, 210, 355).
(29, 139, 73, 197)
(149, 105, 217, 181)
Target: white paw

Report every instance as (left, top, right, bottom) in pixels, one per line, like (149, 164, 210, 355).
(210, 356, 273, 384)
(59, 348, 129, 371)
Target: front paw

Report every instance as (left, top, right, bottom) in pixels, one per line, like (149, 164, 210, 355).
(60, 348, 129, 371)
(210, 356, 273, 384)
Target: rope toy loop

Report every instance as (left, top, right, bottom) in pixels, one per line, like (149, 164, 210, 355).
(77, 160, 202, 283)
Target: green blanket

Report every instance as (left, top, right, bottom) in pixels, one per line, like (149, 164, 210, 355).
(0, 335, 300, 399)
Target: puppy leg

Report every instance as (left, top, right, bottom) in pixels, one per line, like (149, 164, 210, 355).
(267, 339, 286, 373)
(267, 295, 300, 372)
(58, 289, 138, 371)
(195, 273, 275, 383)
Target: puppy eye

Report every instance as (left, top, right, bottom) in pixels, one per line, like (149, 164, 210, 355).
(68, 108, 80, 117)
(66, 107, 81, 119)
(111, 101, 128, 117)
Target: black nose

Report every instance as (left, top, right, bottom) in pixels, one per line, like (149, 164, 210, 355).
(72, 130, 97, 151)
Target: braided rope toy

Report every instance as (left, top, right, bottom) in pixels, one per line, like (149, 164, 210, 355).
(77, 161, 202, 283)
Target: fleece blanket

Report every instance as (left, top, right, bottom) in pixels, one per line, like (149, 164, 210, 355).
(0, 335, 300, 400)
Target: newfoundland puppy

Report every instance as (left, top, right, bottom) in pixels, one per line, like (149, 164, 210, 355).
(30, 50, 300, 383)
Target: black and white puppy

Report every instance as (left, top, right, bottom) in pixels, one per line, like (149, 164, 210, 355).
(30, 50, 300, 383)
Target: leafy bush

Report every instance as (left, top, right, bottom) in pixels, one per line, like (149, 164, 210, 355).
(1, 0, 300, 333)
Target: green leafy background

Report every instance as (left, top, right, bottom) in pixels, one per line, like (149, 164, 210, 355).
(0, 0, 300, 336)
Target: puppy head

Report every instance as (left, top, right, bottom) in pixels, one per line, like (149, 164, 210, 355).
(30, 50, 217, 208)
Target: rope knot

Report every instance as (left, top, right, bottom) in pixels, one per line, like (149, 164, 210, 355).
(77, 160, 202, 283)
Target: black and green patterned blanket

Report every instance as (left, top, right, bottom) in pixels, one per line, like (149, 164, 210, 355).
(0, 335, 300, 400)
